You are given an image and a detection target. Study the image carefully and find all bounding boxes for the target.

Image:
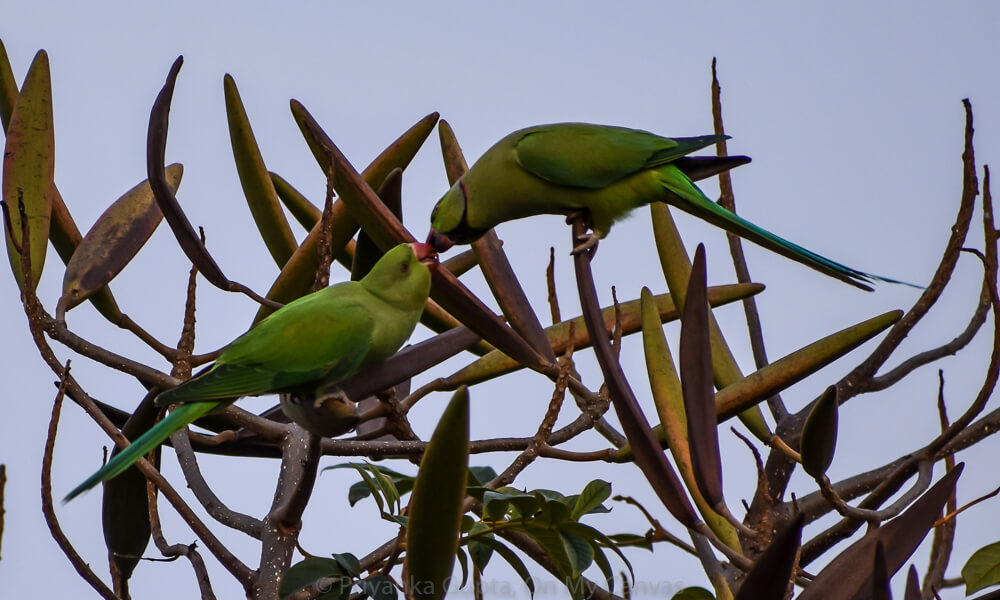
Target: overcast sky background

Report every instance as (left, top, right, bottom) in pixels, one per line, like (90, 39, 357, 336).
(2, 2, 999, 598)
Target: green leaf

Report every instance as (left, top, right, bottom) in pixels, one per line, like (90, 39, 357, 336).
(522, 526, 575, 581)
(326, 462, 415, 512)
(672, 587, 715, 600)
(561, 531, 595, 576)
(480, 488, 542, 520)
(3, 49, 53, 290)
(561, 522, 635, 583)
(331, 552, 361, 578)
(468, 536, 495, 571)
(507, 493, 543, 520)
(348, 480, 373, 507)
(455, 547, 469, 589)
(270, 171, 321, 229)
(465, 486, 488, 502)
(279, 557, 350, 600)
(358, 574, 398, 600)
(0, 39, 17, 132)
(483, 490, 512, 521)
(389, 514, 408, 527)
(405, 387, 470, 600)
(590, 545, 615, 592)
(571, 480, 612, 520)
(800, 386, 839, 478)
(469, 466, 498, 486)
(224, 73, 297, 267)
(963, 540, 1000, 595)
(533, 489, 568, 502)
(607, 533, 653, 552)
(355, 467, 385, 514)
(467, 536, 535, 598)
(460, 515, 477, 533)
(541, 498, 573, 526)
(369, 462, 402, 513)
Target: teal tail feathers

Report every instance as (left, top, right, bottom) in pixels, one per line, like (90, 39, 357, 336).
(657, 165, 918, 291)
(63, 401, 219, 502)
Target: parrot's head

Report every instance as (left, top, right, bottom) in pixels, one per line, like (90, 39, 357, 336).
(361, 243, 436, 310)
(427, 178, 487, 252)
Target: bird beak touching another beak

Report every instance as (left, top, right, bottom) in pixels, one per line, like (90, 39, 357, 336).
(425, 229, 454, 253)
(410, 241, 440, 270)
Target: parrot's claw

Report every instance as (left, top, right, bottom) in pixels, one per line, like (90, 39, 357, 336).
(571, 233, 600, 256)
(565, 209, 599, 257)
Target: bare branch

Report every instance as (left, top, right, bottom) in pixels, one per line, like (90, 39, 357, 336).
(710, 58, 786, 421)
(41, 363, 121, 600)
(170, 428, 263, 537)
(146, 481, 217, 599)
(841, 99, 978, 399)
(924, 371, 958, 597)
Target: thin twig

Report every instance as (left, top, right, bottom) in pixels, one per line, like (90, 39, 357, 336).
(709, 58, 785, 421)
(864, 281, 990, 393)
(314, 166, 335, 291)
(547, 247, 561, 325)
(612, 495, 698, 556)
(26, 322, 254, 584)
(814, 460, 933, 523)
(170, 429, 263, 537)
(0, 463, 5, 560)
(731, 428, 773, 533)
(41, 362, 120, 600)
(840, 99, 978, 399)
(489, 348, 573, 488)
(146, 481, 217, 599)
(925, 371, 958, 596)
(42, 299, 179, 389)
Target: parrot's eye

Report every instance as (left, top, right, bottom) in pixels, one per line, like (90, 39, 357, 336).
(400, 261, 410, 274)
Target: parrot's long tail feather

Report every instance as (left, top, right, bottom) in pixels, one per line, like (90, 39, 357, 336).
(63, 402, 219, 502)
(657, 165, 919, 291)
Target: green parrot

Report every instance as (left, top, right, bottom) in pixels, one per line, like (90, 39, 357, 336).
(427, 123, 905, 290)
(65, 242, 437, 501)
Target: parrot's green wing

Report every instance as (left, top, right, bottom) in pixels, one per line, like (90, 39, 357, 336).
(514, 124, 725, 189)
(154, 361, 355, 405)
(157, 301, 375, 406)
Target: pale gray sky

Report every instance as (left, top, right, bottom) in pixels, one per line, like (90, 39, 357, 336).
(2, 2, 999, 598)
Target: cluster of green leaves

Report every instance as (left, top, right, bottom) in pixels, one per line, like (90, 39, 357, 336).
(279, 552, 395, 600)
(323, 462, 641, 599)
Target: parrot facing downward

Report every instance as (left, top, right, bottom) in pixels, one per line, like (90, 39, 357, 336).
(65, 242, 437, 501)
(427, 123, 907, 291)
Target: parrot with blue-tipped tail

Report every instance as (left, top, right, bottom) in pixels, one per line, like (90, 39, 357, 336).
(427, 123, 907, 290)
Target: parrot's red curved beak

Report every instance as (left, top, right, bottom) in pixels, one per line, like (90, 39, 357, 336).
(409, 241, 439, 270)
(426, 229, 454, 253)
